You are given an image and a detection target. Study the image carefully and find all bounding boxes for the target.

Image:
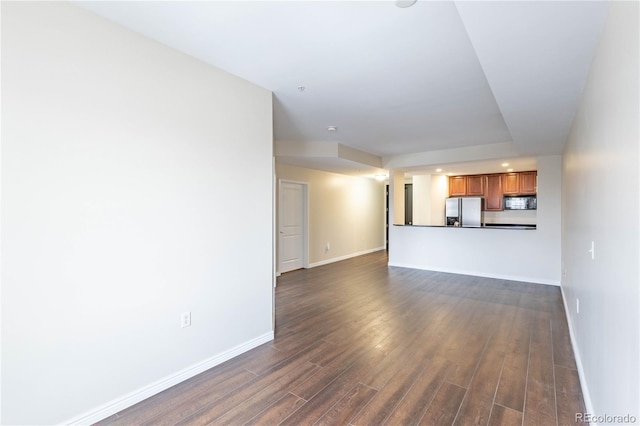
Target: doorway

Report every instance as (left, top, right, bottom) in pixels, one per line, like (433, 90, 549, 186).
(385, 185, 389, 250)
(278, 180, 308, 274)
(405, 183, 413, 225)
(385, 183, 413, 249)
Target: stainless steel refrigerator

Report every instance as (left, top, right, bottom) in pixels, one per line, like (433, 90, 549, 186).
(445, 197, 483, 227)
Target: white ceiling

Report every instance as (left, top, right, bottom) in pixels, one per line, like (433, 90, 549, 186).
(77, 0, 608, 177)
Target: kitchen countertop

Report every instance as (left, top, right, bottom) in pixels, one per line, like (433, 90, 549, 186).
(393, 224, 536, 230)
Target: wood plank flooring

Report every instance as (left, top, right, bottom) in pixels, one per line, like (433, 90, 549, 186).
(97, 251, 585, 426)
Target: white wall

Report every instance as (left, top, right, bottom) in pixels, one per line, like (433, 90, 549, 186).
(389, 155, 562, 285)
(392, 170, 405, 225)
(412, 175, 432, 225)
(1, 3, 273, 424)
(275, 163, 385, 267)
(430, 175, 448, 226)
(411, 174, 447, 226)
(562, 1, 639, 419)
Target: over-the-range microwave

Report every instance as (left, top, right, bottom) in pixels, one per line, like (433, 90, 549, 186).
(503, 195, 537, 210)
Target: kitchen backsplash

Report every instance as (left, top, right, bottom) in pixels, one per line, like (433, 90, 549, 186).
(483, 210, 537, 225)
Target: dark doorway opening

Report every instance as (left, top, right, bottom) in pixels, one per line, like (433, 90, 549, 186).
(405, 183, 413, 225)
(385, 185, 389, 250)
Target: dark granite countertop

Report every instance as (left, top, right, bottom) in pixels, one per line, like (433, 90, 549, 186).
(393, 224, 536, 230)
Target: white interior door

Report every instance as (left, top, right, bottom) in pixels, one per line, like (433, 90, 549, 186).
(279, 181, 305, 273)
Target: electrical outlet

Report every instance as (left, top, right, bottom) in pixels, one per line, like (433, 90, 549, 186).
(181, 311, 191, 328)
(576, 299, 580, 314)
(325, 242, 330, 252)
(588, 241, 595, 260)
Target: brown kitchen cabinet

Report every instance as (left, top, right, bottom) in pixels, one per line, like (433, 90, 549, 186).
(448, 171, 537, 208)
(502, 173, 520, 194)
(519, 171, 537, 194)
(466, 175, 484, 196)
(449, 176, 467, 196)
(502, 171, 537, 195)
(484, 174, 503, 211)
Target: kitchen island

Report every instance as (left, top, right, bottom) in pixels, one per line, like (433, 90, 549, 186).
(389, 220, 556, 285)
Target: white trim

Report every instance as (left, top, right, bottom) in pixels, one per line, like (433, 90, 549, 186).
(64, 332, 274, 426)
(308, 246, 386, 268)
(272, 156, 277, 339)
(560, 286, 595, 423)
(386, 262, 560, 286)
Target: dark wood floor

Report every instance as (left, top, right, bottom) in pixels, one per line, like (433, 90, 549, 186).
(97, 251, 585, 426)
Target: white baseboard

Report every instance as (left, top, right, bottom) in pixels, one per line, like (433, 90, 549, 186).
(65, 331, 274, 426)
(307, 246, 386, 268)
(560, 286, 595, 421)
(386, 261, 560, 286)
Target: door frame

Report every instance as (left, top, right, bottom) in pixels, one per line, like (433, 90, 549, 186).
(277, 179, 309, 278)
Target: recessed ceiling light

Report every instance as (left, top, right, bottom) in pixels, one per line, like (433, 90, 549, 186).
(435, 168, 443, 172)
(395, 0, 417, 8)
(327, 126, 337, 132)
(501, 163, 509, 167)
(507, 168, 514, 172)
(297, 86, 305, 92)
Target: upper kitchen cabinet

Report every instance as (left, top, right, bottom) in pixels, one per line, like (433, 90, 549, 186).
(466, 175, 484, 196)
(519, 171, 537, 194)
(502, 173, 520, 194)
(484, 174, 503, 211)
(449, 176, 467, 196)
(449, 170, 537, 203)
(503, 171, 537, 195)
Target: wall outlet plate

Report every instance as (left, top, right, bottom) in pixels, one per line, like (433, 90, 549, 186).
(181, 311, 191, 328)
